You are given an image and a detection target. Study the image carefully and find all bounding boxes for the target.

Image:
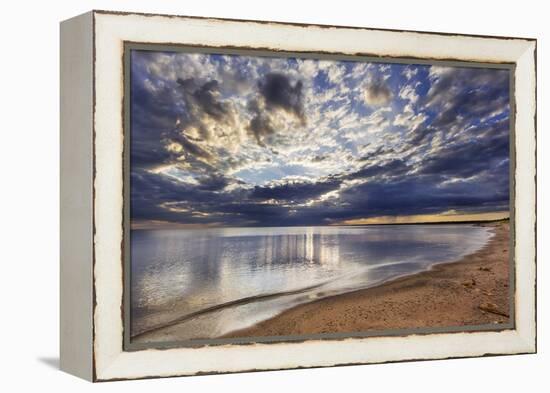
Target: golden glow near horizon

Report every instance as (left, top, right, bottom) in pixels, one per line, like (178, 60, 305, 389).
(132, 210, 509, 229)
(337, 211, 510, 226)
(131, 220, 225, 230)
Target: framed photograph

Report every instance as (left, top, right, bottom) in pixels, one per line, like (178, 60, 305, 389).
(60, 10, 537, 381)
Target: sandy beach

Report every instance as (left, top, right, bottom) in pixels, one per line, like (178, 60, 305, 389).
(224, 220, 511, 338)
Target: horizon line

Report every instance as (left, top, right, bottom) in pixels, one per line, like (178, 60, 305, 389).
(130, 211, 510, 230)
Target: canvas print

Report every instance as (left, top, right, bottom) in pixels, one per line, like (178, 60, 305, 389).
(127, 47, 512, 347)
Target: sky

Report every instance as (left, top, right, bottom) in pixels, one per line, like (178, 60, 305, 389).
(129, 49, 511, 228)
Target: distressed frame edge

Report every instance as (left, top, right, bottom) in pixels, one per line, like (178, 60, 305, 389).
(91, 8, 537, 42)
(512, 40, 537, 353)
(59, 11, 95, 381)
(91, 11, 537, 381)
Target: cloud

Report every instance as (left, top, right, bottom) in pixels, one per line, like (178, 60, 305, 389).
(245, 72, 308, 146)
(418, 118, 509, 178)
(246, 98, 277, 145)
(423, 66, 509, 129)
(398, 84, 419, 104)
(347, 158, 409, 180)
(403, 67, 418, 80)
(129, 51, 510, 228)
(174, 77, 243, 145)
(178, 78, 230, 122)
(258, 73, 306, 123)
(363, 77, 392, 106)
(251, 177, 342, 203)
(335, 174, 508, 221)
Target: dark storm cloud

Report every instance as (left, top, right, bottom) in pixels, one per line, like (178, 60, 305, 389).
(247, 98, 277, 145)
(312, 154, 329, 163)
(424, 67, 509, 129)
(258, 73, 306, 123)
(246, 73, 307, 145)
(406, 125, 437, 146)
(364, 77, 392, 106)
(169, 132, 213, 161)
(131, 67, 241, 172)
(250, 178, 342, 202)
(131, 169, 249, 225)
(335, 174, 508, 220)
(358, 145, 396, 162)
(350, 158, 409, 179)
(196, 173, 240, 191)
(174, 77, 242, 145)
(416, 117, 509, 179)
(132, 165, 343, 227)
(131, 169, 195, 222)
(131, 168, 318, 227)
(130, 73, 180, 170)
(177, 78, 231, 123)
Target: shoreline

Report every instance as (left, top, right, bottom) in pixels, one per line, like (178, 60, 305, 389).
(222, 220, 511, 338)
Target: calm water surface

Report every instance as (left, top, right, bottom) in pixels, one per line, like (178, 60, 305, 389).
(130, 225, 491, 340)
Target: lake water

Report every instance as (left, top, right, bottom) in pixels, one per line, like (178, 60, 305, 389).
(130, 224, 492, 341)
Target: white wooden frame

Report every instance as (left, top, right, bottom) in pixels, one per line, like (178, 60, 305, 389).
(60, 10, 536, 382)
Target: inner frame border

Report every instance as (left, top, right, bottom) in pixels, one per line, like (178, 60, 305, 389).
(122, 41, 517, 352)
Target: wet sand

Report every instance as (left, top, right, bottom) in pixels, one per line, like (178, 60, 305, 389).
(224, 220, 511, 338)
